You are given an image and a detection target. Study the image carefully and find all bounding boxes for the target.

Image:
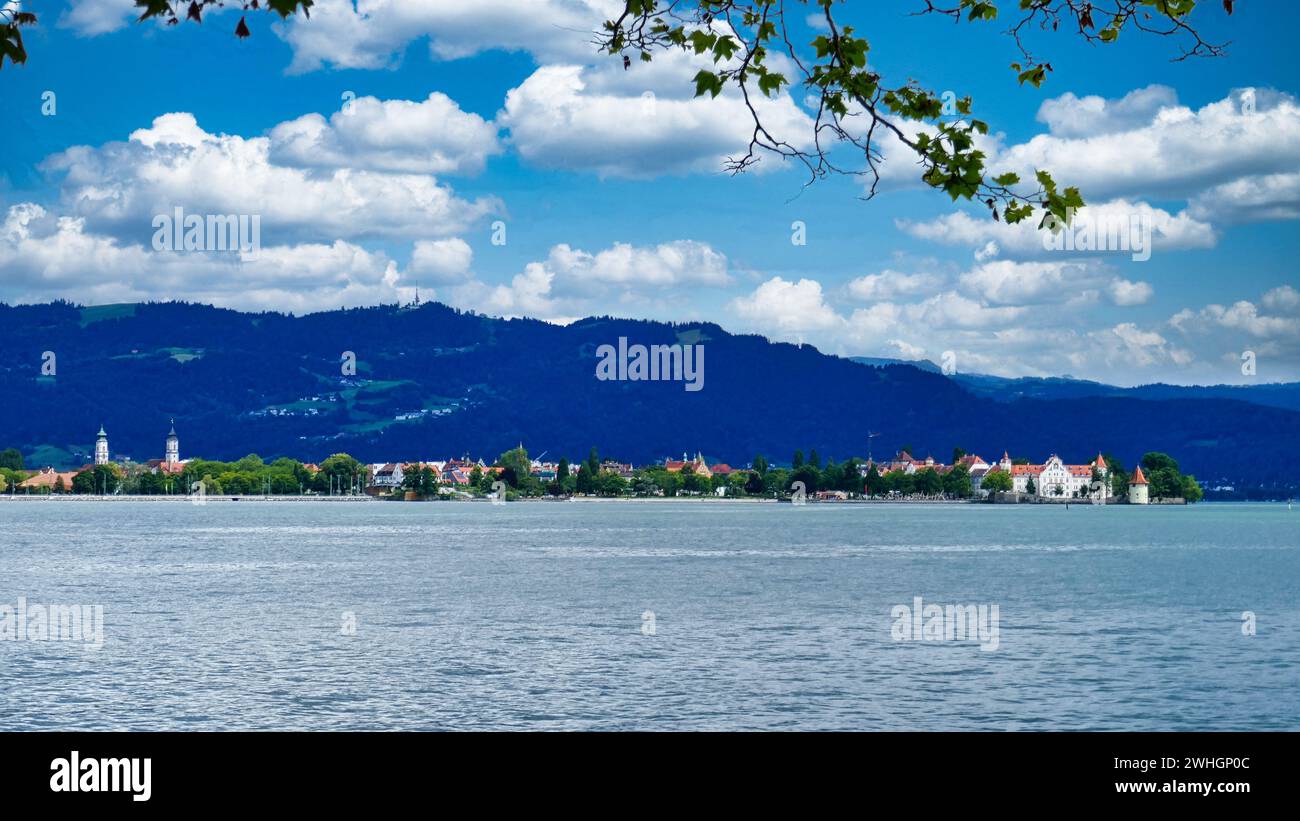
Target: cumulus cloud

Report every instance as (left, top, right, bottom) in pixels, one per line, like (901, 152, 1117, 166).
(449, 239, 732, 321)
(1262, 285, 1300, 313)
(1188, 172, 1300, 223)
(543, 240, 730, 290)
(956, 259, 1151, 308)
(1160, 287, 1300, 380)
(43, 112, 499, 245)
(1107, 278, 1154, 307)
(276, 0, 621, 73)
(993, 88, 1300, 204)
(268, 93, 500, 175)
(57, 0, 137, 36)
(452, 262, 560, 320)
(500, 51, 815, 178)
(0, 203, 412, 313)
(894, 87, 1298, 265)
(409, 238, 474, 284)
(959, 260, 1095, 305)
(1035, 85, 1181, 139)
(1171, 297, 1300, 341)
(1, 192, 736, 322)
(716, 263, 1292, 384)
(728, 277, 843, 335)
(846, 270, 943, 301)
(898, 199, 1215, 259)
(1068, 323, 1194, 373)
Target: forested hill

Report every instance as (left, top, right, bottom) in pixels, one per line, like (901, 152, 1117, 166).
(1, 300, 1297, 491)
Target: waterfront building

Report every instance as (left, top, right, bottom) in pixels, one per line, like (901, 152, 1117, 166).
(1128, 465, 1150, 504)
(371, 463, 405, 488)
(1007, 453, 1109, 498)
(600, 460, 635, 478)
(665, 452, 712, 478)
(19, 467, 80, 491)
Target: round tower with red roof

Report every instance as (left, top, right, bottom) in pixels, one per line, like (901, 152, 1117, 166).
(1128, 465, 1150, 505)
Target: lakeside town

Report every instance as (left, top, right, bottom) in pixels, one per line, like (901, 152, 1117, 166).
(0, 422, 1204, 504)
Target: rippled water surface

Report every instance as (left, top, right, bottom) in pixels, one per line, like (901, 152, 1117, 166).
(1, 500, 1297, 730)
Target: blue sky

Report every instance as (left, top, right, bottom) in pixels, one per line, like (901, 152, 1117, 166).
(1, 0, 1297, 385)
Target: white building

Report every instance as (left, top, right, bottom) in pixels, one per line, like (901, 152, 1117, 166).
(1006, 453, 1109, 499)
(1128, 466, 1150, 504)
(371, 463, 405, 488)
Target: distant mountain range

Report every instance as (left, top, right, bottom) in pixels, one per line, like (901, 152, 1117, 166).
(848, 357, 1300, 412)
(2, 300, 1297, 493)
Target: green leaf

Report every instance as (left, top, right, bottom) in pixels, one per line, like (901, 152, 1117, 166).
(692, 69, 724, 98)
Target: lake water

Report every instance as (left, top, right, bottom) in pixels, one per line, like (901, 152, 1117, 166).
(1, 500, 1296, 731)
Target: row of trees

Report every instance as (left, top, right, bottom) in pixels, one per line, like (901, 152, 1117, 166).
(0, 444, 1203, 502)
(1137, 452, 1204, 503)
(395, 446, 975, 501)
(0, 452, 369, 496)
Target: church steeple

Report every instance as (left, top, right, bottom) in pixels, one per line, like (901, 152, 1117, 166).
(94, 425, 109, 465)
(165, 419, 180, 466)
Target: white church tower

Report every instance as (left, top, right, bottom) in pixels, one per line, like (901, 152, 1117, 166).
(94, 425, 109, 466)
(165, 420, 180, 466)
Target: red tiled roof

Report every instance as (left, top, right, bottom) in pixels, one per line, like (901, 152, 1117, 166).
(1130, 466, 1149, 485)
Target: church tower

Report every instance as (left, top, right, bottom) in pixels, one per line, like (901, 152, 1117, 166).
(94, 426, 109, 466)
(165, 420, 180, 466)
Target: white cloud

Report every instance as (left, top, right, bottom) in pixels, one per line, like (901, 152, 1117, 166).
(500, 55, 815, 177)
(956, 259, 1151, 308)
(1035, 85, 1180, 138)
(959, 260, 1096, 305)
(728, 277, 843, 335)
(544, 240, 729, 290)
(717, 264, 1282, 384)
(268, 93, 500, 175)
(1107, 278, 1154, 307)
(893, 87, 1298, 263)
(452, 262, 559, 319)
(0, 203, 413, 313)
(994, 88, 1300, 204)
(57, 0, 137, 36)
(846, 270, 942, 301)
(1262, 285, 1300, 313)
(409, 238, 474, 283)
(1171, 298, 1300, 340)
(276, 0, 621, 74)
(448, 239, 732, 321)
(729, 276, 1027, 348)
(1070, 323, 1193, 372)
(898, 199, 1215, 259)
(43, 112, 499, 245)
(1159, 288, 1300, 380)
(1188, 172, 1300, 223)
